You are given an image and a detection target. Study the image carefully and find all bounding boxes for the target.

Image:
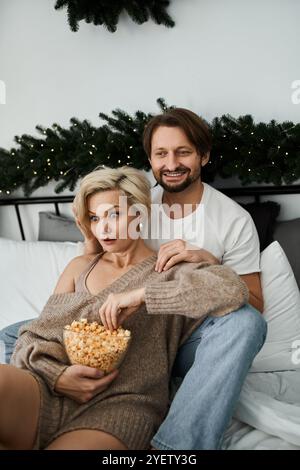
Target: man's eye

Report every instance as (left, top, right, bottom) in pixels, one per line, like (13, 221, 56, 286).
(109, 212, 119, 219)
(89, 215, 99, 222)
(156, 152, 166, 157)
(178, 151, 191, 156)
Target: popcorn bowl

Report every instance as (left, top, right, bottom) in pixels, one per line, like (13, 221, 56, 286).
(63, 319, 131, 374)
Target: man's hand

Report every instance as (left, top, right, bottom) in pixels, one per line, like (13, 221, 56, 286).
(99, 288, 145, 331)
(155, 240, 220, 273)
(54, 364, 118, 404)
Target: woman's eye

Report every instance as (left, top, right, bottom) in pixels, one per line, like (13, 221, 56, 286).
(109, 212, 119, 219)
(89, 215, 99, 222)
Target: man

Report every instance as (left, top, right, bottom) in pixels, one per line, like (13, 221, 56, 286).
(0, 108, 267, 450)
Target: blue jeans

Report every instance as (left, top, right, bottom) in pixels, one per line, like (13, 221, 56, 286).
(0, 304, 267, 449)
(0, 320, 28, 364)
(152, 304, 267, 450)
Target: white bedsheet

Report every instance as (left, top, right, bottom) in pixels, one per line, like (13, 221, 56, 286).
(223, 370, 300, 450)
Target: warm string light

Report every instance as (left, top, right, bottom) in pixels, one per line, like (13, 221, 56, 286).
(2, 110, 299, 195)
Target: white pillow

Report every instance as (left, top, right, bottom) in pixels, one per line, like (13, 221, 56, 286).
(0, 238, 79, 329)
(251, 241, 300, 372)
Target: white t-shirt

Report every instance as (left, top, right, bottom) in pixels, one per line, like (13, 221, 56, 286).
(143, 183, 260, 275)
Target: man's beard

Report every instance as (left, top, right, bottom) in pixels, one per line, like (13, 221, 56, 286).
(155, 168, 201, 193)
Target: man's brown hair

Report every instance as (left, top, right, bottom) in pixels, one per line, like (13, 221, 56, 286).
(143, 108, 212, 158)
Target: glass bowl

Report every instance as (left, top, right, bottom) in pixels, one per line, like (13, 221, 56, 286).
(63, 320, 131, 374)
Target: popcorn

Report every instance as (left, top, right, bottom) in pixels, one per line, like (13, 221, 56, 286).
(63, 319, 131, 373)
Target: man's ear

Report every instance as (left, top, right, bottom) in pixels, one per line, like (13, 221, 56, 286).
(201, 152, 210, 167)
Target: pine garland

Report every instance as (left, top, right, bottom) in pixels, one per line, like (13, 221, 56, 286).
(1, 98, 300, 197)
(54, 0, 175, 32)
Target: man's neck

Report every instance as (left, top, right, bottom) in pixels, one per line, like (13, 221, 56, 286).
(161, 180, 204, 220)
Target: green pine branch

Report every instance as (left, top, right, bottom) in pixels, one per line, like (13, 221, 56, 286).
(1, 99, 300, 197)
(54, 0, 175, 32)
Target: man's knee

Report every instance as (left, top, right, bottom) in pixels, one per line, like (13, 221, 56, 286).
(0, 322, 23, 342)
(230, 304, 267, 350)
(0, 320, 29, 363)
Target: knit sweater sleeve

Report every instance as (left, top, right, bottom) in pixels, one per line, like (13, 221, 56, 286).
(11, 330, 68, 393)
(10, 292, 89, 393)
(144, 263, 249, 319)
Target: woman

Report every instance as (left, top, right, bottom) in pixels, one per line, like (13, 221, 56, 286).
(0, 166, 248, 450)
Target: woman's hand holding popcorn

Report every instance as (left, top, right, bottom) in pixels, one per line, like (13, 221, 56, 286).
(54, 364, 119, 404)
(99, 288, 146, 331)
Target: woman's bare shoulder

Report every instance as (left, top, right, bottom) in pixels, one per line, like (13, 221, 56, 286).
(53, 254, 98, 295)
(69, 254, 98, 273)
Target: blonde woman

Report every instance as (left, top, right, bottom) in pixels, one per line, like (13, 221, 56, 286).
(0, 166, 249, 450)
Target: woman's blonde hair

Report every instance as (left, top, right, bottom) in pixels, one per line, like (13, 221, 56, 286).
(73, 166, 151, 237)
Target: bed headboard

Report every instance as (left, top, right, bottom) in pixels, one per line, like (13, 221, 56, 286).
(1, 184, 300, 241)
(0, 195, 73, 240)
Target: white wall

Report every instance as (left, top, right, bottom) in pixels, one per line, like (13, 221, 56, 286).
(1, 0, 300, 239)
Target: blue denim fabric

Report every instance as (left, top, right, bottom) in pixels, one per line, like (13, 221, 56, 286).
(152, 304, 267, 450)
(0, 320, 29, 363)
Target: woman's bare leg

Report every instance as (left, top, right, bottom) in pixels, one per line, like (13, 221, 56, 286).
(0, 364, 40, 449)
(46, 429, 128, 450)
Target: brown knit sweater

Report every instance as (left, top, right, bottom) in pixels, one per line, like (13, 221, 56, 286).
(11, 254, 248, 449)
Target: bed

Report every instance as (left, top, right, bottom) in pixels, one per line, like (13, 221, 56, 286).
(0, 185, 300, 450)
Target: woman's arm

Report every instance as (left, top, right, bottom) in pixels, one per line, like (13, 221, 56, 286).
(144, 264, 249, 319)
(99, 264, 249, 330)
(12, 256, 118, 401)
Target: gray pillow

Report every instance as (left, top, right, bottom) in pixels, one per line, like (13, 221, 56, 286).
(273, 218, 300, 290)
(38, 211, 84, 242)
